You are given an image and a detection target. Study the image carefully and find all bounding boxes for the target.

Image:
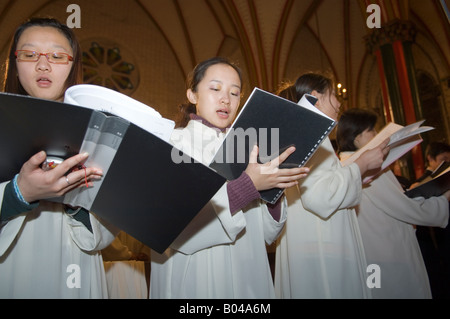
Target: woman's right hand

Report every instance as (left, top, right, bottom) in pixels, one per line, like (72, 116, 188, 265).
(16, 151, 103, 203)
(245, 145, 309, 191)
(355, 137, 390, 177)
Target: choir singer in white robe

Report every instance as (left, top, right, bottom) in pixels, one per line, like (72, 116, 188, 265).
(274, 73, 389, 299)
(0, 18, 117, 298)
(336, 108, 450, 298)
(150, 57, 310, 298)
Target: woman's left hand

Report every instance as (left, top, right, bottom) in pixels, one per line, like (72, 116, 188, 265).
(245, 145, 309, 191)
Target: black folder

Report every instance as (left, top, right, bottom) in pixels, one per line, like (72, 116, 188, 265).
(0, 92, 225, 253)
(404, 162, 450, 199)
(209, 88, 336, 204)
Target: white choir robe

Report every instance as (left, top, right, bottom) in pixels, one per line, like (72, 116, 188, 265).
(150, 120, 286, 298)
(275, 138, 371, 299)
(353, 164, 449, 298)
(0, 186, 117, 299)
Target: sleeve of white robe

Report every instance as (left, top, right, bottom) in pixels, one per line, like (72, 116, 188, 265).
(298, 141, 363, 219)
(262, 196, 287, 245)
(64, 212, 119, 251)
(171, 188, 287, 254)
(363, 170, 449, 228)
(0, 181, 27, 256)
(0, 181, 118, 255)
(170, 184, 247, 254)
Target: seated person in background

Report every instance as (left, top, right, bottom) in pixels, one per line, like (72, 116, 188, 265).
(412, 140, 450, 298)
(411, 141, 450, 187)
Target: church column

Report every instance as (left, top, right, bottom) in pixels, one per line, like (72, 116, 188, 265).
(366, 19, 425, 180)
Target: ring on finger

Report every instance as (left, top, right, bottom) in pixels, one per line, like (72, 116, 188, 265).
(65, 175, 70, 185)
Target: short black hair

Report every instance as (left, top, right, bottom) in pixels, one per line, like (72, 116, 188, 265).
(336, 108, 378, 153)
(425, 142, 450, 159)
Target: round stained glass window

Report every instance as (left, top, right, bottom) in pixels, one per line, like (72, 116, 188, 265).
(81, 38, 139, 95)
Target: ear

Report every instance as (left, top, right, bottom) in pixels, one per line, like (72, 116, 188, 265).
(187, 89, 197, 104)
(354, 133, 362, 149)
(310, 90, 321, 106)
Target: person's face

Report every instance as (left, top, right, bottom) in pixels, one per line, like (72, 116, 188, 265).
(428, 151, 450, 171)
(312, 88, 341, 120)
(15, 26, 73, 101)
(187, 63, 241, 129)
(354, 127, 377, 149)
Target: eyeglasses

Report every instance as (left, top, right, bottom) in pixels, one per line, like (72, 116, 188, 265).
(15, 50, 73, 64)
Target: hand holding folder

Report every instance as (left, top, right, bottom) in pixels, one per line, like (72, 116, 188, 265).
(209, 88, 336, 204)
(244, 144, 309, 192)
(341, 120, 434, 183)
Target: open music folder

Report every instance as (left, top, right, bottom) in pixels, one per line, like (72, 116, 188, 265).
(0, 86, 226, 253)
(341, 120, 434, 183)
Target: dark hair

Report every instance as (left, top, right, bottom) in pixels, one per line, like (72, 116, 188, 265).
(294, 72, 334, 101)
(336, 108, 378, 153)
(276, 82, 297, 102)
(425, 142, 450, 160)
(3, 17, 82, 98)
(175, 56, 243, 128)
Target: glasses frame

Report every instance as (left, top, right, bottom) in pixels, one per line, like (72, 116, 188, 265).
(15, 50, 74, 64)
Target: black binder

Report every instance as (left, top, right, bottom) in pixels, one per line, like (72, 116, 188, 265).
(404, 162, 450, 199)
(0, 92, 226, 253)
(209, 88, 336, 204)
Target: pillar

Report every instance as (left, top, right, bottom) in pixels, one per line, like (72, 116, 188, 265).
(365, 19, 425, 180)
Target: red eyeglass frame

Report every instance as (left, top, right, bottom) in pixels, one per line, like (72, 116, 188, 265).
(15, 50, 74, 64)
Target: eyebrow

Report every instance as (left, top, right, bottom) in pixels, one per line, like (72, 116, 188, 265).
(19, 43, 70, 52)
(210, 79, 241, 90)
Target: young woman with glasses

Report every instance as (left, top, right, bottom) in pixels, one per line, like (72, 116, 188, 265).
(0, 18, 117, 298)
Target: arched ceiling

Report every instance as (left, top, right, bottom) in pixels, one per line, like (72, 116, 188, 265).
(0, 0, 449, 119)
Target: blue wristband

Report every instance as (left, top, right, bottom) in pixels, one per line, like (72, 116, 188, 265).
(13, 174, 30, 205)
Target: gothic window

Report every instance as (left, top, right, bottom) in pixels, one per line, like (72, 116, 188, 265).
(81, 38, 139, 95)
